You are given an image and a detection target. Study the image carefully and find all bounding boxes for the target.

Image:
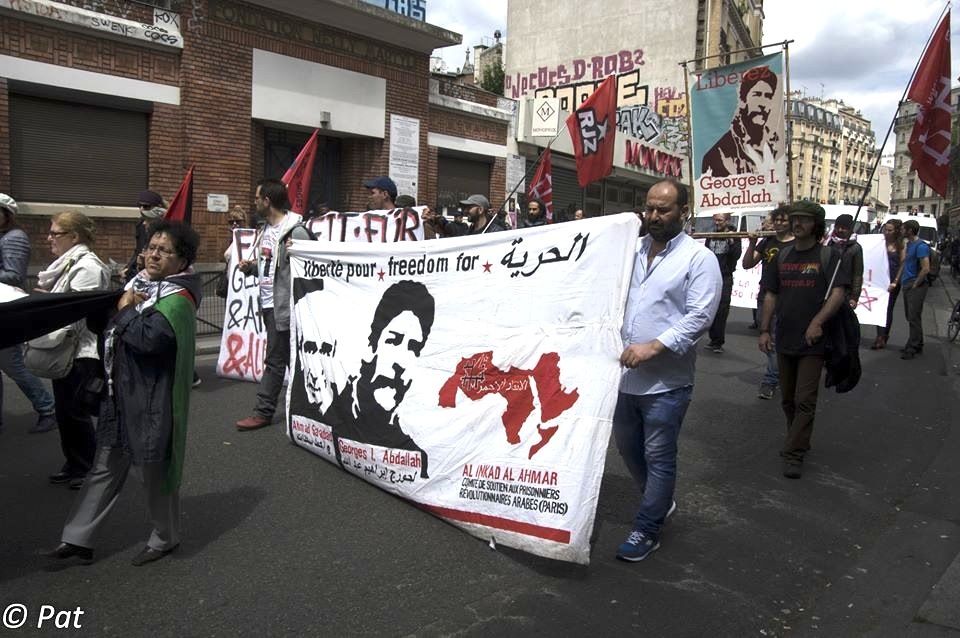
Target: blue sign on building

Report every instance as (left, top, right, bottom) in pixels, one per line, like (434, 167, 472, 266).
(361, 0, 427, 21)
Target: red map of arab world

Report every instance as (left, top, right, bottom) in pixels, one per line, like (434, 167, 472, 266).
(438, 351, 579, 458)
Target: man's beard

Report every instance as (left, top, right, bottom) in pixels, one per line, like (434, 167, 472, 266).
(739, 107, 768, 144)
(647, 218, 684, 242)
(358, 355, 409, 418)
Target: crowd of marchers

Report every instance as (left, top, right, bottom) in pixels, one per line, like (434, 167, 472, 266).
(0, 173, 933, 566)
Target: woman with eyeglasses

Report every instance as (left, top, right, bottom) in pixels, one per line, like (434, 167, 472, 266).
(37, 210, 110, 490)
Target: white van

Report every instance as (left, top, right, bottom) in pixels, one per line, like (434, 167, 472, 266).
(822, 204, 873, 236)
(883, 211, 938, 245)
(692, 206, 771, 233)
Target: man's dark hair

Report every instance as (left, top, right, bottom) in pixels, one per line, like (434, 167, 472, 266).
(368, 280, 435, 355)
(147, 220, 199, 266)
(293, 277, 325, 304)
(528, 198, 547, 214)
(903, 220, 920, 236)
(739, 66, 778, 101)
(257, 178, 289, 210)
(770, 204, 791, 220)
(812, 220, 826, 241)
(653, 178, 689, 209)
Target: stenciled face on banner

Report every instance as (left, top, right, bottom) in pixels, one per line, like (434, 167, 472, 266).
(286, 215, 641, 564)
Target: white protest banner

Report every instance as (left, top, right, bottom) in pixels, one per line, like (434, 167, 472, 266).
(217, 229, 266, 382)
(725, 234, 890, 327)
(286, 214, 640, 564)
(217, 209, 425, 383)
(690, 52, 787, 213)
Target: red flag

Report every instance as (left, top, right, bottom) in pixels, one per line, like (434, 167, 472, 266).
(565, 75, 617, 188)
(527, 148, 554, 221)
(164, 165, 193, 223)
(907, 12, 953, 197)
(282, 129, 320, 214)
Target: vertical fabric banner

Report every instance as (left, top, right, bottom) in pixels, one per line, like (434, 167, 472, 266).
(164, 165, 194, 223)
(566, 75, 618, 187)
(282, 130, 319, 215)
(217, 229, 266, 382)
(691, 52, 787, 213)
(907, 12, 953, 197)
(527, 148, 554, 221)
(286, 215, 640, 563)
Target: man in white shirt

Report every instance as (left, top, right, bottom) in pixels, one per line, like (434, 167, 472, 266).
(614, 178, 722, 562)
(236, 178, 309, 431)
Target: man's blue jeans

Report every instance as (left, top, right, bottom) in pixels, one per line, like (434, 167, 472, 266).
(0, 345, 56, 417)
(613, 385, 693, 540)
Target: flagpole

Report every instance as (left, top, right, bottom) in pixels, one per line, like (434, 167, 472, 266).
(484, 127, 566, 234)
(680, 62, 696, 210)
(823, 4, 950, 299)
(784, 41, 794, 202)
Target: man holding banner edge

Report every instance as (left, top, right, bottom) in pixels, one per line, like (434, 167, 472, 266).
(614, 178, 721, 562)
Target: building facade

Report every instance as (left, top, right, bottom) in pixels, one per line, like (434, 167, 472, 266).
(0, 0, 510, 266)
(787, 95, 878, 207)
(503, 0, 764, 218)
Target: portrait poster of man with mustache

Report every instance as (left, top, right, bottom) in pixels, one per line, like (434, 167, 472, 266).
(690, 52, 787, 211)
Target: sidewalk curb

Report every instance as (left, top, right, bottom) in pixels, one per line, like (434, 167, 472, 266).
(196, 335, 221, 356)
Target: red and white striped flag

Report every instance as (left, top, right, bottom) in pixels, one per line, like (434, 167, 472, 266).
(527, 148, 554, 221)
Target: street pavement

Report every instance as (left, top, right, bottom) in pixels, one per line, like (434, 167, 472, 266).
(2, 277, 960, 637)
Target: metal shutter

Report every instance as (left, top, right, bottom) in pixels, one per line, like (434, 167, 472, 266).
(9, 94, 148, 205)
(437, 156, 492, 208)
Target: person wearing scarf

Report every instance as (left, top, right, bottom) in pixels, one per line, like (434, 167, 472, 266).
(38, 211, 110, 490)
(46, 220, 201, 567)
(826, 214, 864, 309)
(123, 190, 166, 282)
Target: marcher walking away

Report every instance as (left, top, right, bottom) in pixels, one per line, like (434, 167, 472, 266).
(826, 214, 864, 309)
(45, 221, 201, 566)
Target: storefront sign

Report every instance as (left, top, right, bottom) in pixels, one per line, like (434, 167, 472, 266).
(531, 97, 560, 137)
(360, 0, 426, 21)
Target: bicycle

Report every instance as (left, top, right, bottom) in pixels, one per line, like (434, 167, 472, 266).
(948, 298, 960, 342)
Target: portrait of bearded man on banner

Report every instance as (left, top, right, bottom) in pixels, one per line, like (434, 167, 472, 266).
(308, 279, 435, 478)
(701, 65, 782, 177)
(291, 278, 336, 410)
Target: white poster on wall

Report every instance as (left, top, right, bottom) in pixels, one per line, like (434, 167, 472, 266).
(389, 115, 420, 200)
(506, 153, 526, 199)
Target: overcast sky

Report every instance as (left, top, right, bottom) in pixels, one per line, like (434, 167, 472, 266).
(427, 1, 957, 156)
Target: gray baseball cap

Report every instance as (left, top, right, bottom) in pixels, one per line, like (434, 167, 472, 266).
(0, 193, 17, 216)
(459, 194, 491, 210)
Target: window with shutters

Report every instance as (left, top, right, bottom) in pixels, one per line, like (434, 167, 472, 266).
(9, 94, 148, 205)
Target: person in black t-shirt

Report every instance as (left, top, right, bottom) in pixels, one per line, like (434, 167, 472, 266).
(704, 212, 742, 353)
(758, 201, 849, 479)
(743, 205, 793, 399)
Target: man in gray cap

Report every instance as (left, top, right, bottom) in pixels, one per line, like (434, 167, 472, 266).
(461, 194, 506, 234)
(0, 193, 58, 434)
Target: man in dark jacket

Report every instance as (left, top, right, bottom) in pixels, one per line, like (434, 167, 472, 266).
(124, 190, 166, 281)
(46, 220, 201, 566)
(705, 212, 742, 353)
(462, 195, 507, 233)
(521, 199, 548, 228)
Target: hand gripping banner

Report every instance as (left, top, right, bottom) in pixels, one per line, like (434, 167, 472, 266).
(286, 214, 639, 563)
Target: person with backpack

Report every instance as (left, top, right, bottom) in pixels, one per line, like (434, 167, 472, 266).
(900, 219, 931, 360)
(758, 201, 850, 479)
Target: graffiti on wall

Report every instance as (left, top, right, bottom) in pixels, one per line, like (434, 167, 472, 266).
(509, 48, 690, 155)
(505, 49, 646, 99)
